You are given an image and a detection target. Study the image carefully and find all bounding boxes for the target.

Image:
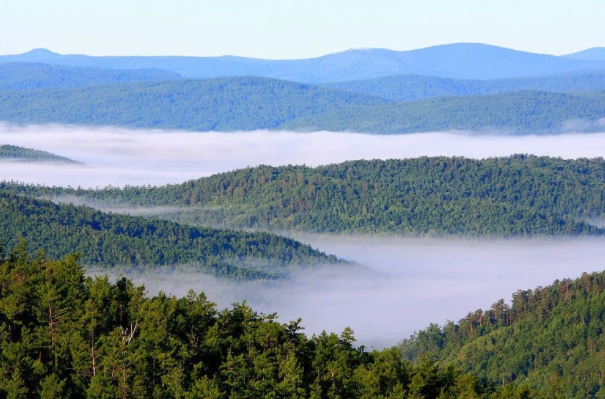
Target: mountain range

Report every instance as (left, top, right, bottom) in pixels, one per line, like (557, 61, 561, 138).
(3, 43, 605, 83)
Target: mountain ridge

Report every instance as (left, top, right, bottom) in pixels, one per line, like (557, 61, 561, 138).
(4, 43, 605, 83)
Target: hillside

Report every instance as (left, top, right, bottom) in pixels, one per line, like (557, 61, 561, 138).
(323, 71, 605, 102)
(6, 156, 605, 237)
(399, 268, 605, 397)
(0, 192, 344, 279)
(0, 78, 603, 133)
(0, 62, 180, 90)
(3, 43, 605, 82)
(0, 77, 390, 131)
(0, 144, 81, 163)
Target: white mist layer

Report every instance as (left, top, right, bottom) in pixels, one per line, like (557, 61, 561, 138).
(2, 125, 605, 187)
(110, 236, 605, 349)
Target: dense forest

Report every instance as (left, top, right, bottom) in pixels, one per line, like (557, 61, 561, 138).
(0, 144, 81, 163)
(8, 155, 605, 237)
(323, 70, 605, 102)
(0, 192, 344, 279)
(0, 77, 604, 133)
(0, 245, 553, 398)
(399, 268, 605, 398)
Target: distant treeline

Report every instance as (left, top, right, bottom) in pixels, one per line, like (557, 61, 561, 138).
(399, 268, 605, 397)
(6, 155, 605, 237)
(0, 76, 604, 133)
(0, 192, 344, 279)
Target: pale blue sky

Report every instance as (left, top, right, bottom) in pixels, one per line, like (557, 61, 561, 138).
(2, 0, 604, 58)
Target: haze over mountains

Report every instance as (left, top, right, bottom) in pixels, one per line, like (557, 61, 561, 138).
(2, 43, 605, 134)
(3, 43, 605, 82)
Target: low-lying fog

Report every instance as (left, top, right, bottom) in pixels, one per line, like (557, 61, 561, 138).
(4, 124, 605, 348)
(108, 236, 605, 348)
(3, 124, 605, 187)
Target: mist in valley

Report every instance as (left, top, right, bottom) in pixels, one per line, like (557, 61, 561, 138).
(4, 124, 605, 347)
(3, 124, 605, 187)
(98, 236, 605, 348)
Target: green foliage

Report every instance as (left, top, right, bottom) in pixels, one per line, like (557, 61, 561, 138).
(0, 246, 547, 398)
(0, 192, 344, 279)
(10, 155, 605, 237)
(0, 144, 81, 163)
(399, 270, 605, 397)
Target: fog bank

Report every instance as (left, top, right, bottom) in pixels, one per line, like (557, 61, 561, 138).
(107, 236, 605, 348)
(2, 125, 605, 187)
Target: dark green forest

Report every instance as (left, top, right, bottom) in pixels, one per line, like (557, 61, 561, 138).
(0, 245, 553, 398)
(0, 77, 604, 133)
(399, 269, 605, 398)
(0, 192, 344, 279)
(0, 144, 81, 163)
(8, 155, 605, 237)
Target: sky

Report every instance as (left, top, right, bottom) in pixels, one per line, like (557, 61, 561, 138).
(2, 0, 604, 59)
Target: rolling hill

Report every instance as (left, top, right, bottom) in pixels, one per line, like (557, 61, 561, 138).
(3, 43, 605, 82)
(323, 70, 605, 102)
(6, 156, 605, 237)
(0, 77, 603, 133)
(0, 192, 345, 279)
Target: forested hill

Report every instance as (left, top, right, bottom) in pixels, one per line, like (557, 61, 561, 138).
(6, 155, 605, 237)
(0, 78, 604, 133)
(0, 62, 181, 90)
(0, 144, 81, 163)
(399, 268, 605, 397)
(0, 192, 344, 279)
(323, 70, 605, 102)
(281, 90, 605, 134)
(0, 247, 542, 398)
(0, 77, 390, 131)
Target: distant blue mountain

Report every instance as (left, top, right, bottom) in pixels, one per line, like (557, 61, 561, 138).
(564, 48, 605, 62)
(323, 70, 605, 102)
(0, 62, 181, 90)
(3, 43, 605, 83)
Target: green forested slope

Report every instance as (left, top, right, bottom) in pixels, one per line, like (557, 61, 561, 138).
(0, 192, 343, 279)
(399, 269, 605, 398)
(0, 246, 547, 398)
(0, 144, 81, 163)
(0, 77, 604, 133)
(7, 156, 605, 237)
